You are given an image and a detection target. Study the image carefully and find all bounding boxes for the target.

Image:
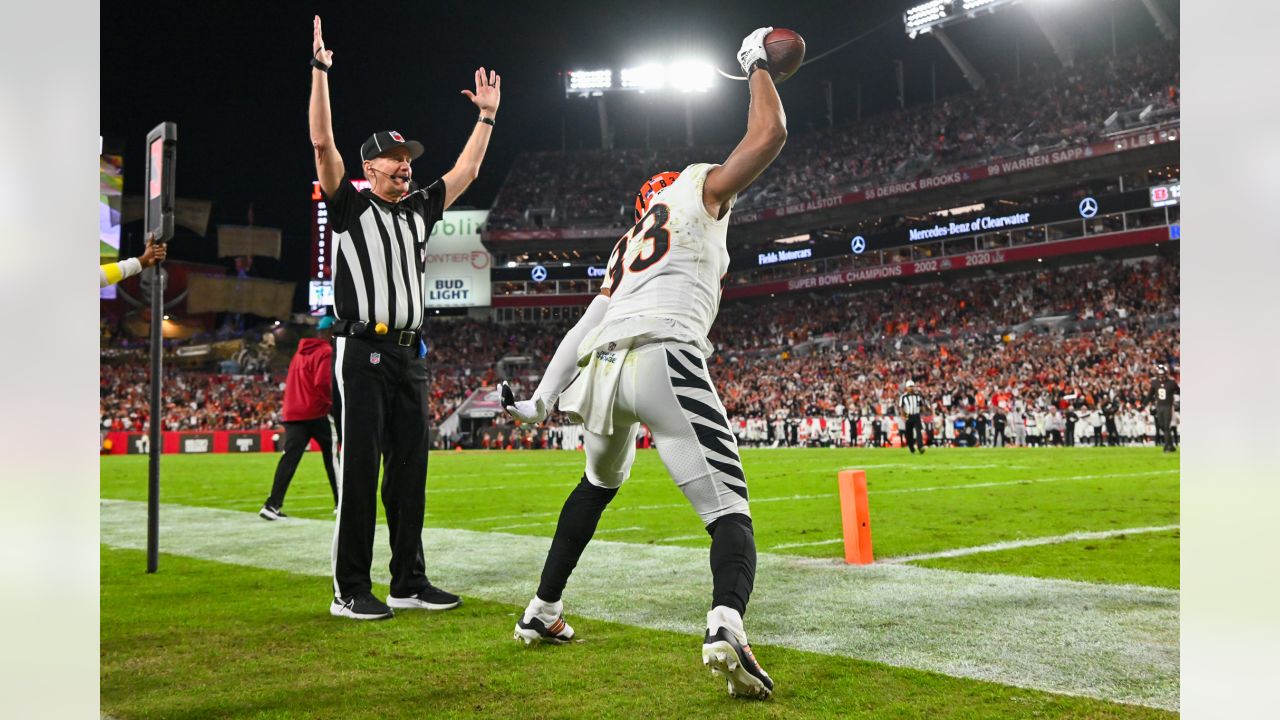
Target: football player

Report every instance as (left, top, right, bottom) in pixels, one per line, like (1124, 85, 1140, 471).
(501, 27, 787, 700)
(1149, 364, 1180, 452)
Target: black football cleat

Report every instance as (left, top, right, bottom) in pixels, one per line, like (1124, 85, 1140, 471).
(702, 627, 774, 700)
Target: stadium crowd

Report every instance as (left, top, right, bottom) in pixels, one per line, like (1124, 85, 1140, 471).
(487, 42, 1179, 231)
(100, 363, 285, 433)
(101, 254, 1177, 447)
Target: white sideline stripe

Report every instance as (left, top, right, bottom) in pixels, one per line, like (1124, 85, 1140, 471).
(657, 534, 707, 542)
(465, 471, 1176, 523)
(489, 521, 557, 531)
(872, 470, 1178, 495)
(593, 526, 645, 535)
(465, 486, 834, 520)
(100, 499, 1178, 710)
(770, 538, 845, 550)
(883, 525, 1182, 564)
(775, 524, 1182, 556)
(844, 463, 1020, 470)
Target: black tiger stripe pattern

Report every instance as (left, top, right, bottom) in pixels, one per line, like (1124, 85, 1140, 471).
(665, 349, 748, 500)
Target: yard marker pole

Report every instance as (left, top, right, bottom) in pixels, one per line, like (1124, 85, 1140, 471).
(838, 469, 874, 564)
(144, 122, 177, 574)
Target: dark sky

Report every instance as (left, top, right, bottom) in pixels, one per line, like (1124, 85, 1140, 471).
(101, 0, 1174, 281)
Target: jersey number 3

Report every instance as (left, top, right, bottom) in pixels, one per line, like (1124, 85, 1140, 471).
(606, 203, 671, 294)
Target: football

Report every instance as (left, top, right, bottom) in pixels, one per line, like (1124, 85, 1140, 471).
(764, 28, 805, 83)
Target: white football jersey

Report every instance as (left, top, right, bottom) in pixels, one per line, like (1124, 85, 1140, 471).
(579, 163, 732, 360)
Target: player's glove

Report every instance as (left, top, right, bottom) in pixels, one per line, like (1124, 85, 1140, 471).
(737, 26, 773, 77)
(501, 381, 549, 424)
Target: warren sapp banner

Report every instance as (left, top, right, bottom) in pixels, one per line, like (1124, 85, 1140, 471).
(425, 209, 491, 307)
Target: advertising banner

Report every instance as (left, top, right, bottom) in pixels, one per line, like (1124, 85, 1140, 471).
(425, 209, 492, 307)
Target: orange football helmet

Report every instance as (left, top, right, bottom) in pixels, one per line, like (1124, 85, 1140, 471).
(634, 171, 681, 223)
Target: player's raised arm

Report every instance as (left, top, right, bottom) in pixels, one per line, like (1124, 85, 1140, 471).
(441, 67, 501, 209)
(308, 15, 345, 198)
(702, 27, 788, 220)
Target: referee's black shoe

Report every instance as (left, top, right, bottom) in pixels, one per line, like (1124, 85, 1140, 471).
(330, 592, 394, 621)
(386, 583, 462, 611)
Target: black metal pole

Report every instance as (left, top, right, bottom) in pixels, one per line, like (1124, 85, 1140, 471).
(147, 250, 162, 573)
(143, 120, 177, 575)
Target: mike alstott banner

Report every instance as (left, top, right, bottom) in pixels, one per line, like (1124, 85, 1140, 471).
(425, 209, 491, 307)
(186, 274, 296, 319)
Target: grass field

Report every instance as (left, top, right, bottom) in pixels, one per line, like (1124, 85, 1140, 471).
(101, 446, 1179, 718)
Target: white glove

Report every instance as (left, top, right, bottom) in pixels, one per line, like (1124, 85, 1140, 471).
(501, 381, 549, 424)
(506, 397, 548, 425)
(737, 26, 773, 76)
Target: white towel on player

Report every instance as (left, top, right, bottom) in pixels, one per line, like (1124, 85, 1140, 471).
(557, 339, 632, 436)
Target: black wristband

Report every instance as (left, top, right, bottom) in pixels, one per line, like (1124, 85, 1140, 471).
(750, 58, 770, 75)
(478, 116, 495, 127)
(310, 56, 330, 73)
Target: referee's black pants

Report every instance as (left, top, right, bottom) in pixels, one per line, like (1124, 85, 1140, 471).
(1155, 406, 1175, 451)
(266, 417, 337, 510)
(331, 336, 432, 600)
(904, 415, 924, 453)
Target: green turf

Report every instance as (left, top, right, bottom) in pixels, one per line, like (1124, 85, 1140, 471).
(101, 447, 1178, 587)
(914, 530, 1181, 588)
(101, 547, 1175, 720)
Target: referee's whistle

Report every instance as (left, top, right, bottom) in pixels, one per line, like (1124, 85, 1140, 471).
(374, 322, 389, 335)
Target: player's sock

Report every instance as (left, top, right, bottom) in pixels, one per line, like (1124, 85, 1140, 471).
(536, 475, 619, 603)
(707, 512, 756, 616)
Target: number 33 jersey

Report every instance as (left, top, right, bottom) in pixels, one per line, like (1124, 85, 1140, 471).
(580, 163, 733, 361)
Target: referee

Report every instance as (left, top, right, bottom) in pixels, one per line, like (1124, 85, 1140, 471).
(899, 380, 926, 454)
(309, 15, 500, 620)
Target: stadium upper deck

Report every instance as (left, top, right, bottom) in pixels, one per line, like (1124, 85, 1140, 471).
(485, 41, 1178, 243)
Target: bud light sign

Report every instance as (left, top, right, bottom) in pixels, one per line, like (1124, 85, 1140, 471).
(424, 210, 491, 307)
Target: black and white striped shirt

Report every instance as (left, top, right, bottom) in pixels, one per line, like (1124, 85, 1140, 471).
(899, 391, 924, 417)
(324, 178, 447, 331)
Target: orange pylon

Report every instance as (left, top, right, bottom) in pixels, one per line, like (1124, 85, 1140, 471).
(838, 469, 874, 564)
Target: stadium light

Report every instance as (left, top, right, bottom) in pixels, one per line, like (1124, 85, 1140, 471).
(620, 61, 716, 93)
(621, 64, 667, 91)
(904, 0, 1017, 37)
(668, 61, 716, 93)
(905, 0, 951, 30)
(566, 69, 613, 92)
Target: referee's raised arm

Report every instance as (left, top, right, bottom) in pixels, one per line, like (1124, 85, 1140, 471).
(440, 67, 502, 209)
(308, 15, 345, 197)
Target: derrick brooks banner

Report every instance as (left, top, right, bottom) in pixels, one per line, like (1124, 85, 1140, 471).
(425, 209, 492, 307)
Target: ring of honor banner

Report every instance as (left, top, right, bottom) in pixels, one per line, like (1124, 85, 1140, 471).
(425, 209, 491, 308)
(186, 274, 296, 319)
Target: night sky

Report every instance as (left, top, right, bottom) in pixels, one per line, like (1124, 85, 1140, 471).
(101, 0, 1172, 284)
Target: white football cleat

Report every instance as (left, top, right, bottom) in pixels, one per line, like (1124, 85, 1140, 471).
(702, 606, 774, 700)
(513, 597, 575, 646)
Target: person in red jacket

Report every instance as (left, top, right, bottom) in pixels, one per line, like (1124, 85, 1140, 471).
(260, 318, 338, 520)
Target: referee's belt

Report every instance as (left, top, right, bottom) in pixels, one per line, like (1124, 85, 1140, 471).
(330, 319, 421, 347)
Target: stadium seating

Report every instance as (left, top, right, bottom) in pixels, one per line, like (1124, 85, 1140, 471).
(100, 254, 1177, 434)
(488, 42, 1179, 231)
